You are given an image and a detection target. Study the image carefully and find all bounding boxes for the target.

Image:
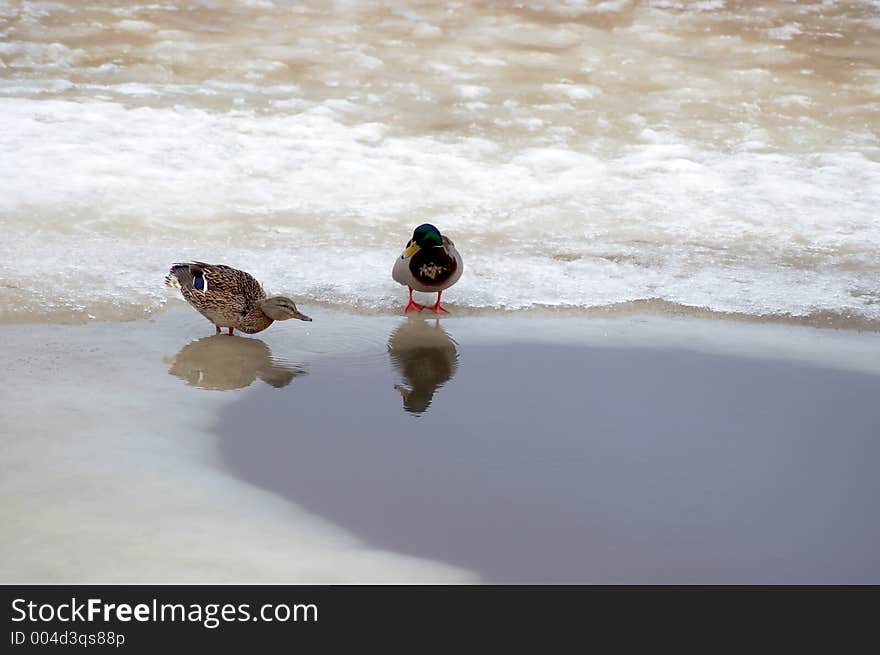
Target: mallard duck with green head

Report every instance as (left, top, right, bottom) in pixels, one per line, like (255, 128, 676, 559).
(392, 224, 463, 313)
(165, 261, 311, 335)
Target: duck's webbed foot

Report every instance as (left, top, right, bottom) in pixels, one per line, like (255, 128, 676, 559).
(429, 291, 449, 314)
(404, 288, 425, 313)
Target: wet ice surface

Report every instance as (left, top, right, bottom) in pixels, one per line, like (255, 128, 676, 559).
(213, 313, 880, 583)
(1, 1, 879, 322)
(2, 308, 879, 582)
(0, 309, 474, 583)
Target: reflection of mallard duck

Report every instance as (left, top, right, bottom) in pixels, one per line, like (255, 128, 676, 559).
(392, 224, 463, 313)
(165, 335, 305, 391)
(165, 261, 311, 335)
(387, 318, 459, 414)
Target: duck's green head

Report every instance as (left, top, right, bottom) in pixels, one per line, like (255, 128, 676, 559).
(403, 223, 443, 257)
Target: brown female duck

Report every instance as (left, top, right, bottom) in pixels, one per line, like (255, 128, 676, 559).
(165, 262, 311, 335)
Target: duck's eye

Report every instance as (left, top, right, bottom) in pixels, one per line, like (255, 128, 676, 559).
(193, 275, 208, 292)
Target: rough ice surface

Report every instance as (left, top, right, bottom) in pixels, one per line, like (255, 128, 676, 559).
(1, 0, 878, 323)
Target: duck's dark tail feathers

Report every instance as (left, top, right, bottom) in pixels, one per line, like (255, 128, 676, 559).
(165, 263, 194, 290)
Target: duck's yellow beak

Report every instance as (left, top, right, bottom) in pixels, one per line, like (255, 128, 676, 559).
(402, 241, 420, 258)
(395, 384, 412, 402)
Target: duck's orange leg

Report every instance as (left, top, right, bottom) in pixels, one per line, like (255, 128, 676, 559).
(404, 287, 425, 313)
(215, 325, 221, 334)
(227, 327, 234, 336)
(429, 290, 449, 314)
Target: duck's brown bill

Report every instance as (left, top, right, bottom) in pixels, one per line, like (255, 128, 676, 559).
(295, 311, 312, 322)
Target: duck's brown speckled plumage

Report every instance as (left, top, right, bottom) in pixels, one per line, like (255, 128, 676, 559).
(165, 262, 275, 334)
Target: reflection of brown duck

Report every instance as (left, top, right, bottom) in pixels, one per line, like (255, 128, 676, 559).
(387, 318, 459, 414)
(165, 335, 305, 391)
